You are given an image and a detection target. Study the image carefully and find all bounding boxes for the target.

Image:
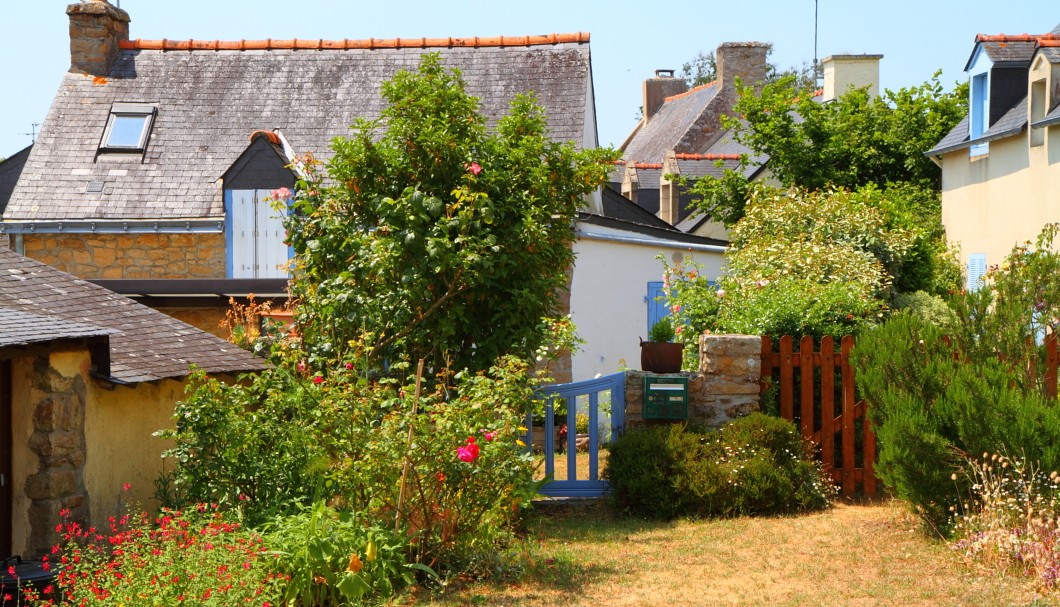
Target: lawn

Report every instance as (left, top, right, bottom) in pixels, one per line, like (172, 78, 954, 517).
(412, 500, 1052, 607)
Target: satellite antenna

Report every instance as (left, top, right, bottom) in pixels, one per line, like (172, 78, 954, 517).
(21, 122, 40, 145)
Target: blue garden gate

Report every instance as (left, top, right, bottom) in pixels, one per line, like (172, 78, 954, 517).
(526, 372, 626, 497)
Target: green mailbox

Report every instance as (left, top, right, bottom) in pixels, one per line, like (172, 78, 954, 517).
(642, 375, 689, 420)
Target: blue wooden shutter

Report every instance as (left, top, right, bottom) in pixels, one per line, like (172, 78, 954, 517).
(646, 281, 668, 335)
(967, 253, 987, 292)
(230, 190, 257, 278)
(255, 190, 290, 278)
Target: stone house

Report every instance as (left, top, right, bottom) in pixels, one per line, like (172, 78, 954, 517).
(0, 0, 601, 338)
(613, 45, 883, 239)
(926, 24, 1060, 289)
(0, 0, 736, 383)
(0, 247, 265, 558)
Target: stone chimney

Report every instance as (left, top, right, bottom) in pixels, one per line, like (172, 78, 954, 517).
(67, 0, 130, 75)
(658, 151, 681, 225)
(716, 42, 771, 92)
(643, 69, 688, 121)
(822, 54, 883, 102)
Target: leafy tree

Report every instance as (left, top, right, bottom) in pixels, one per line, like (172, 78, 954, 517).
(686, 73, 967, 228)
(285, 54, 617, 376)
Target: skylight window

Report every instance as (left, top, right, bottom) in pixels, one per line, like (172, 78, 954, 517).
(100, 103, 156, 152)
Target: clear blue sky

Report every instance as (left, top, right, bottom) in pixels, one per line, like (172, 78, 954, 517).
(1, 1, 1056, 157)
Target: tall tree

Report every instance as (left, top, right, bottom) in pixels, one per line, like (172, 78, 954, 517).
(285, 54, 617, 376)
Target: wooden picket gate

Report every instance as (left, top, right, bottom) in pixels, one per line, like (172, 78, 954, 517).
(761, 335, 878, 497)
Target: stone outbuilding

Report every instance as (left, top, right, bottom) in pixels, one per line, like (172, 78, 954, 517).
(0, 248, 265, 558)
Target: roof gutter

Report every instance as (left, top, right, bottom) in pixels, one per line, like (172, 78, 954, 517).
(576, 229, 728, 253)
(0, 219, 224, 234)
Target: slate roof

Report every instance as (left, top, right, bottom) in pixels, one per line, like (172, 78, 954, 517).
(0, 145, 31, 215)
(927, 99, 1028, 157)
(0, 248, 266, 383)
(0, 308, 114, 349)
(621, 82, 720, 163)
(6, 35, 593, 222)
(598, 185, 677, 231)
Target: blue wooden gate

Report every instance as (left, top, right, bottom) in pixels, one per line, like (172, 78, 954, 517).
(526, 372, 626, 497)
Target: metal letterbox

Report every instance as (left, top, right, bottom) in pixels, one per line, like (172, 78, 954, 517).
(642, 375, 689, 420)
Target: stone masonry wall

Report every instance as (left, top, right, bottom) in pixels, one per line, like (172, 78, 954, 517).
(22, 233, 226, 279)
(625, 334, 761, 428)
(25, 352, 90, 557)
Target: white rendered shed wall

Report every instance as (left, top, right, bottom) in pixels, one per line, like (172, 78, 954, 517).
(570, 231, 724, 382)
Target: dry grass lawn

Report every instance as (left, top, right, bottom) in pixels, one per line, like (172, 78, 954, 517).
(411, 500, 1056, 607)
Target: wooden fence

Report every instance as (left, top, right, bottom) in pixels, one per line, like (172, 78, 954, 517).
(760, 335, 877, 497)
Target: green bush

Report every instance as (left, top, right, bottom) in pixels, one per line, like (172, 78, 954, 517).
(605, 414, 833, 519)
(264, 501, 431, 605)
(854, 228, 1060, 533)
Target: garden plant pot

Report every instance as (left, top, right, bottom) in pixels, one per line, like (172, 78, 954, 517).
(640, 340, 684, 373)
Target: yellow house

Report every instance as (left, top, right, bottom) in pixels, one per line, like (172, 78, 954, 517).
(927, 26, 1060, 288)
(0, 248, 265, 558)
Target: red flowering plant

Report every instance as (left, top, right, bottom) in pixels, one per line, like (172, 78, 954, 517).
(40, 503, 284, 606)
(318, 356, 540, 575)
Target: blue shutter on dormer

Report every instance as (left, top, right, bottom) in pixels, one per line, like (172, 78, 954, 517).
(967, 253, 987, 292)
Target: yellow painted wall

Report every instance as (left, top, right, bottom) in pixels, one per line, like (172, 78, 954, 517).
(83, 378, 182, 528)
(941, 124, 1060, 271)
(8, 349, 185, 554)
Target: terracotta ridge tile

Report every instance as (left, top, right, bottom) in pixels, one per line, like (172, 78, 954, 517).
(663, 80, 716, 103)
(1038, 40, 1060, 47)
(674, 153, 741, 161)
(249, 130, 280, 144)
(630, 163, 662, 170)
(975, 33, 1057, 43)
(118, 32, 590, 52)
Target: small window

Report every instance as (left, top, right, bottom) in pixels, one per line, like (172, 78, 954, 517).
(100, 103, 156, 152)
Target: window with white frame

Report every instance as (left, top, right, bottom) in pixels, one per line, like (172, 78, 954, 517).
(99, 103, 156, 152)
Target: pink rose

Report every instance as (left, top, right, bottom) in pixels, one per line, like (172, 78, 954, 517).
(344, 362, 354, 370)
(466, 162, 482, 176)
(675, 326, 684, 334)
(484, 431, 496, 442)
(272, 187, 293, 200)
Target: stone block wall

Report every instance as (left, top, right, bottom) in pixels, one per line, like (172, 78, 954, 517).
(22, 233, 226, 279)
(23, 352, 91, 557)
(625, 334, 761, 428)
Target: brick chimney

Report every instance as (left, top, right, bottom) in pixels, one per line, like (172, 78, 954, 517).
(643, 69, 688, 121)
(822, 54, 883, 102)
(67, 0, 130, 75)
(716, 42, 771, 92)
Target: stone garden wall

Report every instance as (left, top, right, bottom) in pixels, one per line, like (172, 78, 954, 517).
(625, 334, 761, 427)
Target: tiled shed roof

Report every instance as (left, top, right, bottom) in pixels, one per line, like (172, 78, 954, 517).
(0, 248, 266, 383)
(6, 36, 593, 222)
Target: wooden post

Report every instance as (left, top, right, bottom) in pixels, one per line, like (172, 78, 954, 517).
(840, 336, 856, 496)
(799, 336, 815, 440)
(820, 336, 836, 480)
(395, 359, 425, 532)
(779, 335, 794, 421)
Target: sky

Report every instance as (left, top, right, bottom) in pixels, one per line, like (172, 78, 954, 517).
(1, 1, 1057, 158)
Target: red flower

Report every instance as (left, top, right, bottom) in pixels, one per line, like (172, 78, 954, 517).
(312, 375, 323, 384)
(344, 362, 353, 370)
(465, 162, 482, 176)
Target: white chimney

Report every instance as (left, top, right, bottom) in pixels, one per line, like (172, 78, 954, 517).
(822, 54, 883, 102)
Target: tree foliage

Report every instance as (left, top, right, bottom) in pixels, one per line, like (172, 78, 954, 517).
(285, 54, 617, 376)
(686, 73, 967, 228)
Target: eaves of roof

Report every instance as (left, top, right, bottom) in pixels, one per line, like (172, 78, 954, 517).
(925, 99, 1028, 157)
(577, 212, 727, 249)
